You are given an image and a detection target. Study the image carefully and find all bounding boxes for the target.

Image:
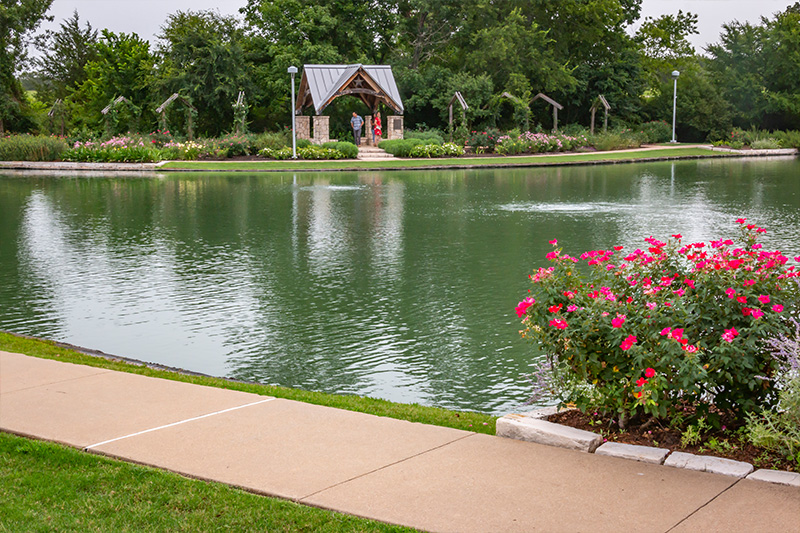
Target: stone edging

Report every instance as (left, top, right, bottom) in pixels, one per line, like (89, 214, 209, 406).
(496, 408, 800, 488)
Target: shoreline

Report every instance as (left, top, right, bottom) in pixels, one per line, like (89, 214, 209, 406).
(0, 145, 796, 174)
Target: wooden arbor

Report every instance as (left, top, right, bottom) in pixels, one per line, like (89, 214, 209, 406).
(156, 93, 198, 140)
(448, 91, 468, 140)
(48, 98, 67, 136)
(590, 95, 611, 134)
(101, 96, 139, 137)
(532, 93, 564, 133)
(497, 91, 531, 130)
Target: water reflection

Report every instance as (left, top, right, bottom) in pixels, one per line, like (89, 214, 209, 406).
(1, 157, 799, 414)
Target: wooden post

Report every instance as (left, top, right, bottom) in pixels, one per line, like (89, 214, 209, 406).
(590, 107, 596, 135)
(553, 107, 558, 133)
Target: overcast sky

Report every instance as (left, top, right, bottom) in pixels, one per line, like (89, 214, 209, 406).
(37, 0, 797, 54)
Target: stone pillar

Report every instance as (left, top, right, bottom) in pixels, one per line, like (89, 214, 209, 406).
(312, 115, 330, 145)
(386, 115, 404, 140)
(364, 115, 373, 145)
(296, 115, 310, 140)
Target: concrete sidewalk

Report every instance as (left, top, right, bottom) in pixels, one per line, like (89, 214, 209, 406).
(1, 350, 797, 532)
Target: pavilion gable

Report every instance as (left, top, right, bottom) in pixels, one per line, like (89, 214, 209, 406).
(296, 64, 403, 115)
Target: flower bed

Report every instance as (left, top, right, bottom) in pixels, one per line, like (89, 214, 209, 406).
(495, 132, 590, 155)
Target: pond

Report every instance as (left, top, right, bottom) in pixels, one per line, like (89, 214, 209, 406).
(1, 157, 799, 415)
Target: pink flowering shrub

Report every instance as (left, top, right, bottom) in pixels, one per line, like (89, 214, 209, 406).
(518, 220, 800, 427)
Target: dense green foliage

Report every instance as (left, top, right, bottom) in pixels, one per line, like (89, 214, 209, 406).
(322, 141, 359, 158)
(4, 1, 800, 142)
(0, 0, 53, 132)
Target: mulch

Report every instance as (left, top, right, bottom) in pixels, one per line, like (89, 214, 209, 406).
(548, 408, 796, 472)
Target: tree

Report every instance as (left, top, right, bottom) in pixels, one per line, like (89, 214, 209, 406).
(241, 0, 397, 64)
(635, 10, 698, 87)
(0, 0, 53, 131)
(33, 10, 98, 99)
(642, 59, 732, 142)
(517, 0, 647, 125)
(760, 2, 800, 129)
(706, 21, 766, 129)
(71, 30, 156, 135)
(156, 10, 253, 137)
(465, 8, 575, 95)
(394, 0, 463, 70)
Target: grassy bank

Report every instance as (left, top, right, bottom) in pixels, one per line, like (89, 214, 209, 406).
(158, 146, 719, 171)
(0, 432, 415, 532)
(0, 332, 497, 434)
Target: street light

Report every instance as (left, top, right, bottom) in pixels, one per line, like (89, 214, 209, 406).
(671, 70, 680, 144)
(288, 66, 298, 159)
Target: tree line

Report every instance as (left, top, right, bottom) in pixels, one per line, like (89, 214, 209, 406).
(3, 0, 800, 141)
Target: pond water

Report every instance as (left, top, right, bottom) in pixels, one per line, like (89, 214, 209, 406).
(1, 157, 799, 414)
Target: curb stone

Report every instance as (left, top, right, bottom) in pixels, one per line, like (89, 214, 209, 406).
(664, 451, 754, 478)
(746, 469, 800, 487)
(595, 442, 670, 464)
(498, 408, 795, 486)
(496, 413, 602, 453)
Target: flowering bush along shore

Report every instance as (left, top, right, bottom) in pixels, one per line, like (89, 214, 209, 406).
(518, 219, 800, 430)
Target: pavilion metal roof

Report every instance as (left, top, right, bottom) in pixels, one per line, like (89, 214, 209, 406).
(297, 64, 404, 115)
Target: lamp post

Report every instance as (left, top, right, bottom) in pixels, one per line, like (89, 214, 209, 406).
(288, 66, 298, 158)
(671, 70, 680, 144)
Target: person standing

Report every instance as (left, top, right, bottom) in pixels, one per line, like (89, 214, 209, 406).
(350, 112, 364, 145)
(372, 112, 382, 144)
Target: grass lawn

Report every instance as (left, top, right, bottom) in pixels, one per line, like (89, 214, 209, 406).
(0, 332, 497, 435)
(0, 432, 416, 532)
(158, 146, 720, 172)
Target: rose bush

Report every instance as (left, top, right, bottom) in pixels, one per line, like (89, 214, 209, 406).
(518, 220, 800, 428)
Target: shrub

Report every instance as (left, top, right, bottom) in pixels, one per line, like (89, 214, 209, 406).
(751, 138, 782, 150)
(147, 129, 174, 147)
(378, 138, 424, 158)
(405, 129, 444, 145)
(518, 220, 800, 428)
(746, 318, 800, 468)
(322, 141, 358, 158)
(162, 140, 205, 160)
(774, 130, 800, 149)
(636, 121, 672, 144)
(466, 128, 502, 152)
(213, 133, 257, 157)
(409, 143, 444, 158)
(296, 146, 345, 159)
(253, 131, 290, 151)
(441, 142, 465, 157)
(0, 134, 68, 161)
(589, 131, 641, 151)
(259, 147, 292, 160)
(259, 145, 346, 160)
(495, 136, 527, 155)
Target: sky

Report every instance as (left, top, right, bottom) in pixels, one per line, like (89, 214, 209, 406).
(36, 0, 797, 54)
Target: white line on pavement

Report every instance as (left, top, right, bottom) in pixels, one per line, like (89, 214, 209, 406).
(84, 398, 276, 450)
